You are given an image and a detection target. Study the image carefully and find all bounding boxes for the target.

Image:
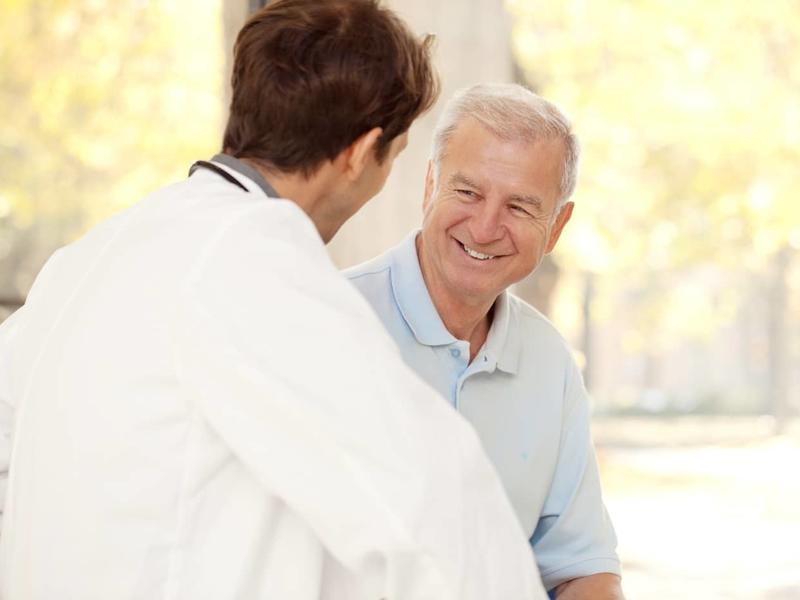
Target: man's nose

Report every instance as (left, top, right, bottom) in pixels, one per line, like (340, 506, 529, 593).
(469, 201, 503, 245)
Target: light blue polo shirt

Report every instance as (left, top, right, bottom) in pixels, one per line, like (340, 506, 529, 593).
(344, 231, 620, 592)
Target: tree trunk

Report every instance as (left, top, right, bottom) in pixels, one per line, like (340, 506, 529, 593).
(580, 271, 595, 392)
(766, 245, 792, 433)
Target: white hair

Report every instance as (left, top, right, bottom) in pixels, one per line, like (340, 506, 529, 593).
(430, 83, 579, 209)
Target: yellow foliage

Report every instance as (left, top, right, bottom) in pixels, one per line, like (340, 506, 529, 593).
(508, 0, 800, 342)
(0, 0, 224, 296)
(509, 0, 800, 274)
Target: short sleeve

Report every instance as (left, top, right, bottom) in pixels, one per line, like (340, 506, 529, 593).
(530, 360, 620, 591)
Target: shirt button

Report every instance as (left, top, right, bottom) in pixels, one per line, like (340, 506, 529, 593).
(450, 348, 461, 358)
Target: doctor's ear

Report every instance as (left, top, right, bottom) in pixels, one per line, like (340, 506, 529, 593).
(342, 127, 383, 181)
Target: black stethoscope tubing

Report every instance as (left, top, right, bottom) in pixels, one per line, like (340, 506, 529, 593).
(189, 160, 250, 193)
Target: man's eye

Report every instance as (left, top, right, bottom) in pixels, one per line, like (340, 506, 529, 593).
(456, 189, 476, 198)
(510, 204, 531, 216)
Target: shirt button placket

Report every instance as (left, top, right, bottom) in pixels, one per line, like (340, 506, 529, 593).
(447, 342, 469, 408)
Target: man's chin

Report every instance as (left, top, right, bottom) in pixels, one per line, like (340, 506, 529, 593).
(445, 278, 503, 306)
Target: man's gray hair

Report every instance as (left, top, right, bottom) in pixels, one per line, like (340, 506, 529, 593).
(431, 83, 579, 208)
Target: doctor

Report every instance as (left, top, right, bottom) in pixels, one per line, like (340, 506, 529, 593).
(0, 1, 547, 599)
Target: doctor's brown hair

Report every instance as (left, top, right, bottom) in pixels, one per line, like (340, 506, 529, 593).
(223, 0, 439, 175)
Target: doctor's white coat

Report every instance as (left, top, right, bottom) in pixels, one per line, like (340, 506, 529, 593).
(0, 163, 547, 600)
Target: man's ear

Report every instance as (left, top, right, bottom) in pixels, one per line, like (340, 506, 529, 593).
(423, 160, 434, 213)
(545, 201, 574, 254)
(342, 127, 383, 181)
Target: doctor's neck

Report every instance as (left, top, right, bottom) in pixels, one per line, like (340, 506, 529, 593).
(240, 156, 346, 244)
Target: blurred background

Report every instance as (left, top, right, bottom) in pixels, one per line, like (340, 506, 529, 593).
(1, 0, 798, 597)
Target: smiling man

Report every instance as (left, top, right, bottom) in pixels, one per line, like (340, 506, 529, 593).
(346, 84, 624, 600)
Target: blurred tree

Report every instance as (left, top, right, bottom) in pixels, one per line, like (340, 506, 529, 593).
(508, 0, 800, 422)
(0, 0, 223, 303)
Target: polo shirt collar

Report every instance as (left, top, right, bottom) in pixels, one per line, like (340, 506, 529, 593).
(389, 230, 521, 374)
(390, 231, 456, 347)
(484, 290, 521, 374)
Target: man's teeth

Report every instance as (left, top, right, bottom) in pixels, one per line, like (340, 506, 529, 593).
(462, 243, 495, 260)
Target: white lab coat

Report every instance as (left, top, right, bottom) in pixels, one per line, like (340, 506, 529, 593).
(0, 163, 547, 600)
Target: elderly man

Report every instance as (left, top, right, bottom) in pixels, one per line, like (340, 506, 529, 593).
(0, 5, 547, 599)
(346, 84, 624, 600)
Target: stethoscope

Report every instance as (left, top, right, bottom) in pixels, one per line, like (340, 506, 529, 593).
(188, 160, 250, 193)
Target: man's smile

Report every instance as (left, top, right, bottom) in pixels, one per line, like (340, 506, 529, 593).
(456, 238, 500, 261)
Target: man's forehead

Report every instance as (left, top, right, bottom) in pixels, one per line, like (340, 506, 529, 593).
(434, 122, 560, 197)
(446, 118, 565, 162)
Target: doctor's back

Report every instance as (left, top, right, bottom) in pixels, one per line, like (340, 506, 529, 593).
(0, 151, 546, 600)
(0, 178, 322, 598)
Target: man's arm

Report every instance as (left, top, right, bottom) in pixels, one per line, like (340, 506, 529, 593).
(174, 206, 547, 600)
(555, 573, 624, 599)
(532, 357, 621, 591)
